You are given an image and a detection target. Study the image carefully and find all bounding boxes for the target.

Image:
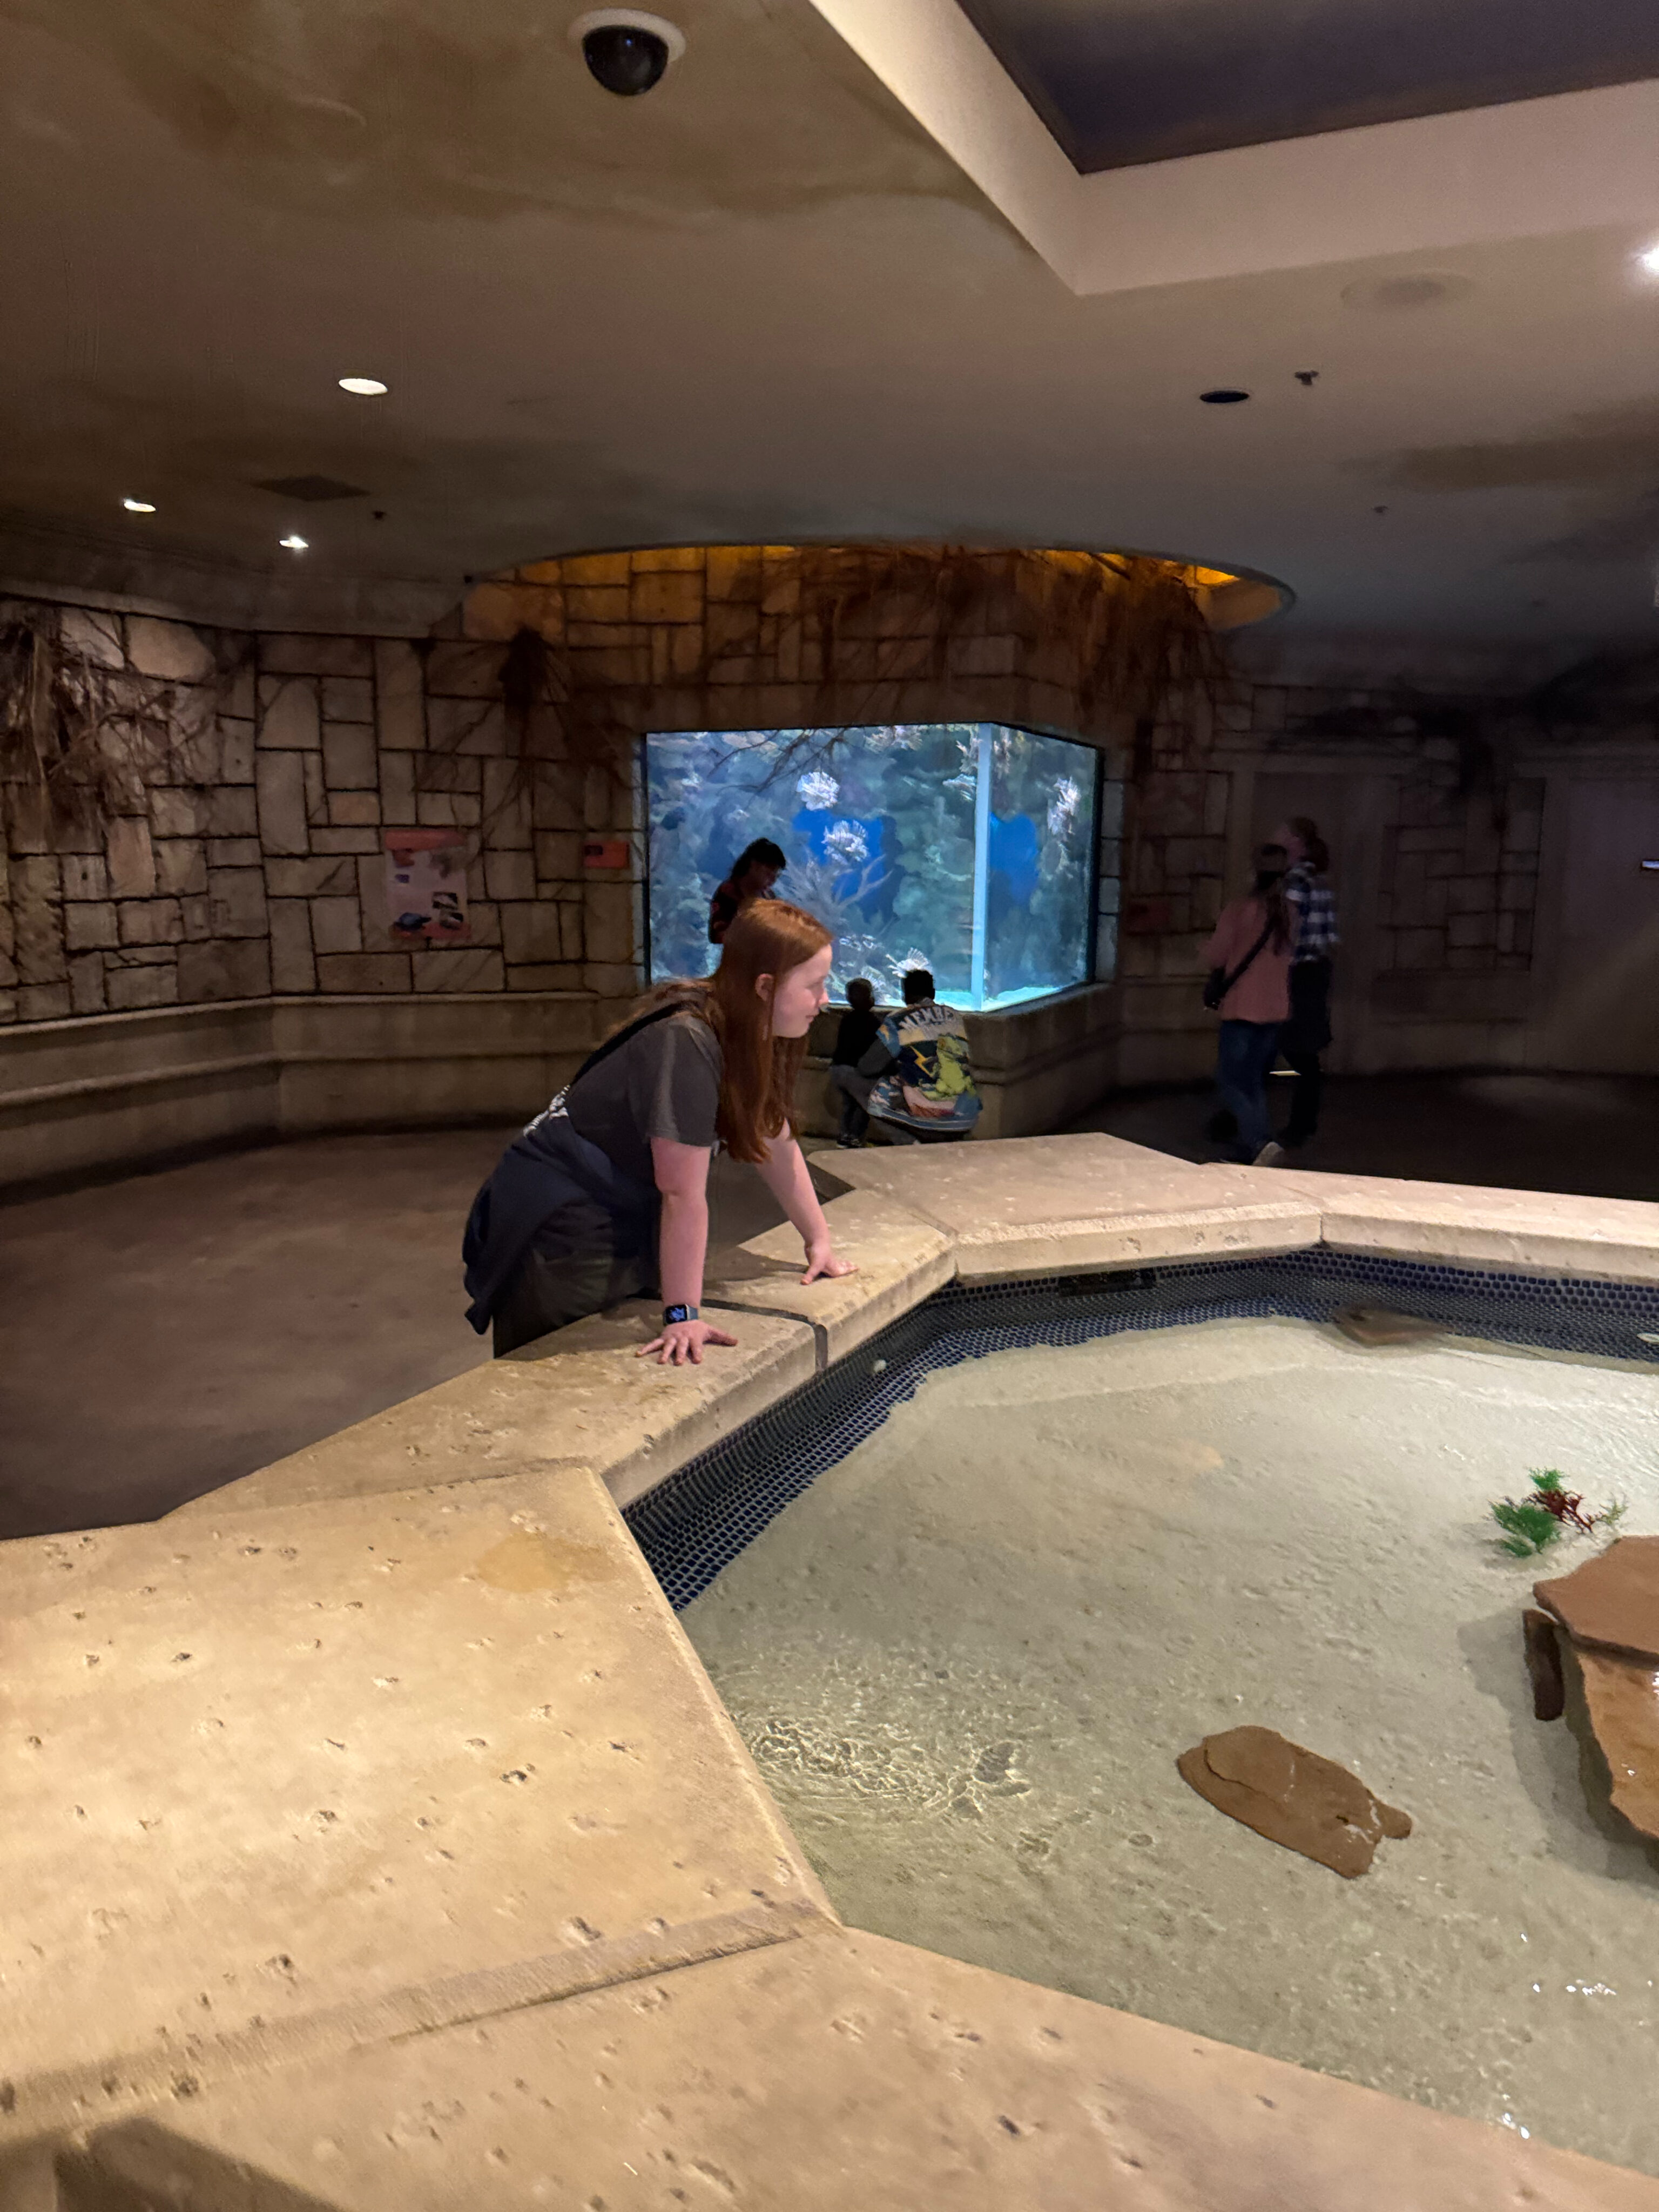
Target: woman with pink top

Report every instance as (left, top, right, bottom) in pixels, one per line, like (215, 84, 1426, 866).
(1202, 843, 1296, 1166)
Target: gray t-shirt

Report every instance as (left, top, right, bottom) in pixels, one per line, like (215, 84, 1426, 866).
(565, 1009, 722, 1188)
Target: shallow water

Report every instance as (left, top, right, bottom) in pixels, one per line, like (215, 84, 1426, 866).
(682, 1317, 1659, 2175)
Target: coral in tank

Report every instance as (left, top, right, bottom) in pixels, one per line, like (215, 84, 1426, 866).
(645, 722, 1099, 1008)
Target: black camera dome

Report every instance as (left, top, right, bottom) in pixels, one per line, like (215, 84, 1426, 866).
(582, 23, 671, 96)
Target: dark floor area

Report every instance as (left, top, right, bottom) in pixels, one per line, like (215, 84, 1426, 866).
(4, 1074, 1656, 1545)
(1070, 1070, 1659, 1202)
(0, 1128, 794, 1543)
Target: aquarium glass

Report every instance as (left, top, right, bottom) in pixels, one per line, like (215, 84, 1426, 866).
(645, 723, 1098, 1009)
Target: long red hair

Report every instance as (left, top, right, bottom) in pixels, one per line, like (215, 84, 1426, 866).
(633, 899, 831, 1163)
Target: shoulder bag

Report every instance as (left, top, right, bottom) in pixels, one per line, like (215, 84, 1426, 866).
(1203, 922, 1275, 1013)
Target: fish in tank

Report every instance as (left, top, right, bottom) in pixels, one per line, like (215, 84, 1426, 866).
(644, 723, 1102, 1009)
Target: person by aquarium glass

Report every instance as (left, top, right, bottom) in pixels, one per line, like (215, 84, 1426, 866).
(708, 838, 786, 945)
(827, 975, 883, 1146)
(463, 901, 855, 1364)
(857, 968, 981, 1142)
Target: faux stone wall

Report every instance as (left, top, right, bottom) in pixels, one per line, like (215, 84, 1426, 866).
(7, 572, 1654, 1094)
(2, 561, 1137, 1030)
(1112, 676, 1622, 1082)
(470, 547, 1134, 989)
(463, 547, 1134, 743)
(0, 601, 639, 1027)
(1375, 772, 1542, 976)
(1121, 689, 1547, 976)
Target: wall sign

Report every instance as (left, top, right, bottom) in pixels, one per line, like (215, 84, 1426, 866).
(384, 828, 470, 943)
(583, 838, 631, 869)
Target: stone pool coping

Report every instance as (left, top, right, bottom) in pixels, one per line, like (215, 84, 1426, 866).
(5, 1133, 1659, 2206)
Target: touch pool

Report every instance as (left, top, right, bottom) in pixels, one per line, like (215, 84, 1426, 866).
(633, 1261, 1659, 2179)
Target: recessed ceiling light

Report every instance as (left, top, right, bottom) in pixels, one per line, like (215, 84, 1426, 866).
(279, 534, 309, 551)
(338, 376, 389, 396)
(1637, 244, 1659, 278)
(122, 496, 156, 513)
(1200, 388, 1250, 406)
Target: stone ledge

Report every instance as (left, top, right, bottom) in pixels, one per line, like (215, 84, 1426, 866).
(181, 1301, 818, 1521)
(14, 1134, 1659, 2200)
(0, 1466, 831, 2146)
(59, 1924, 1659, 2211)
(1270, 1167, 1659, 1284)
(705, 1187, 955, 1366)
(0, 993, 599, 1192)
(950, 1196, 1324, 1282)
(814, 1133, 1323, 1282)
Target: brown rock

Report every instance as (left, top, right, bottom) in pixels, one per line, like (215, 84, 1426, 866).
(1333, 1306, 1444, 1347)
(1576, 1647, 1659, 1842)
(1535, 1535, 1659, 1662)
(1523, 1608, 1565, 1721)
(1178, 1725, 1412, 1878)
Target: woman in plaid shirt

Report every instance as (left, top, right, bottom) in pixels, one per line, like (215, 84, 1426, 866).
(1277, 815, 1338, 1148)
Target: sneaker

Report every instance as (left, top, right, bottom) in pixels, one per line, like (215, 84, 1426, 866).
(836, 1135, 866, 1149)
(1253, 1140, 1285, 1168)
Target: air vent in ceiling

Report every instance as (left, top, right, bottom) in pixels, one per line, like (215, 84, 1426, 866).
(255, 475, 368, 502)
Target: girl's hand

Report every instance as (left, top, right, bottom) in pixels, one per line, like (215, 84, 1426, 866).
(801, 1239, 858, 1286)
(637, 1318, 739, 1367)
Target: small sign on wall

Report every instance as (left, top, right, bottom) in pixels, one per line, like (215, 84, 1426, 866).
(583, 838, 631, 870)
(385, 828, 470, 943)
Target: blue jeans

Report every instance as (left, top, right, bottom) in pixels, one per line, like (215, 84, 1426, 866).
(1216, 1020, 1282, 1158)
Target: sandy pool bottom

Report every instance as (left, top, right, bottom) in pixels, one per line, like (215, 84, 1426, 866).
(682, 1316, 1659, 2176)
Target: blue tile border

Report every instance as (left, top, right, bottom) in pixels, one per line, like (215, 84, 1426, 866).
(625, 1249, 1659, 1611)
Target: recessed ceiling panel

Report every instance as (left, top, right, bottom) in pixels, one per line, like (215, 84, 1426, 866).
(955, 0, 1659, 171)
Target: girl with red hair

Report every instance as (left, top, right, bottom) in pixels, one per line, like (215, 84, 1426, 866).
(464, 900, 854, 1366)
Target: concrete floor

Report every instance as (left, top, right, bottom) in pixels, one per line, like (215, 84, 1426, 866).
(5, 1073, 1657, 1543)
(0, 1129, 796, 1543)
(1071, 1070, 1659, 1202)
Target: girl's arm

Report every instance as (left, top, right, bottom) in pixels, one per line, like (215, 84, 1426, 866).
(636, 1138, 738, 1366)
(754, 1132, 858, 1285)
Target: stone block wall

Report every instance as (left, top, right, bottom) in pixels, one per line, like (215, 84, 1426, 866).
(1376, 773, 1543, 976)
(1109, 674, 1628, 1083)
(9, 564, 1659, 1103)
(463, 547, 1132, 745)
(0, 604, 640, 1028)
(2, 558, 1136, 1033)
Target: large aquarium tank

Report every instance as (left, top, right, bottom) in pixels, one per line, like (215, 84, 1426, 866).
(645, 723, 1099, 1009)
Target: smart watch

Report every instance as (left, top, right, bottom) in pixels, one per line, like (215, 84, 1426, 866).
(662, 1304, 699, 1325)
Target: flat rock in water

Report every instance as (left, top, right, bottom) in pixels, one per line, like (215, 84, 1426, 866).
(1333, 1306, 1444, 1348)
(1575, 1646, 1659, 1841)
(1177, 1725, 1412, 1879)
(1535, 1535, 1659, 1662)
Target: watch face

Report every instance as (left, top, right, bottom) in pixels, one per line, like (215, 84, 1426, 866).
(664, 1304, 691, 1324)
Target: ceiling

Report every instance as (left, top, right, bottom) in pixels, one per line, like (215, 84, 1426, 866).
(954, 0, 1659, 174)
(3, 0, 1659, 660)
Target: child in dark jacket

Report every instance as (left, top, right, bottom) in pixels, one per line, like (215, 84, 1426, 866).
(826, 977, 882, 1146)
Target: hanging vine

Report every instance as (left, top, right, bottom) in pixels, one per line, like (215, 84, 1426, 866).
(462, 543, 1232, 840)
(0, 609, 249, 844)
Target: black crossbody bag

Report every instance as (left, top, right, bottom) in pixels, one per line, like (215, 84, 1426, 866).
(563, 1002, 683, 1095)
(1203, 923, 1276, 1013)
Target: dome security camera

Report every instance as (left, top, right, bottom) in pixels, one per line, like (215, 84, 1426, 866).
(570, 9, 686, 97)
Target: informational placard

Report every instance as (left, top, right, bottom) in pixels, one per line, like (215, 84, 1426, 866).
(384, 828, 470, 943)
